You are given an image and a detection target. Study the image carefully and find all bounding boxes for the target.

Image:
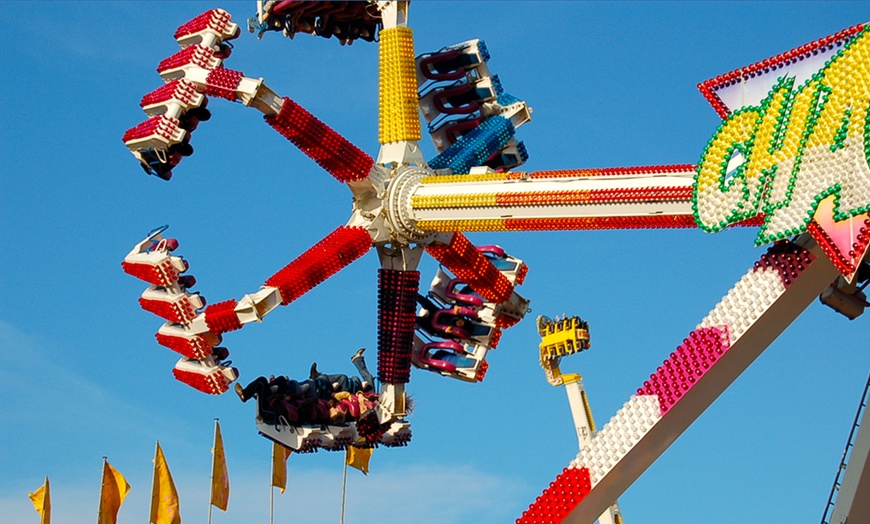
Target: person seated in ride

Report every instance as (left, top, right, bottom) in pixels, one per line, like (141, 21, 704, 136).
(236, 348, 379, 425)
(234, 375, 297, 423)
(308, 348, 376, 395)
(264, 393, 300, 424)
(296, 397, 331, 425)
(330, 388, 380, 423)
(237, 361, 348, 399)
(235, 375, 284, 403)
(311, 348, 380, 424)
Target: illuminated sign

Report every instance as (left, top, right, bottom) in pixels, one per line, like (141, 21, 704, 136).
(694, 24, 870, 277)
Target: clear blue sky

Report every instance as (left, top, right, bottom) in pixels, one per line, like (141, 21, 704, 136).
(2, 2, 869, 523)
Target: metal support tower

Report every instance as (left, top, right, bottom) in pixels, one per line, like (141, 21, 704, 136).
(823, 373, 870, 524)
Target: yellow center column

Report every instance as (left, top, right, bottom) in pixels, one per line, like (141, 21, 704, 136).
(370, 2, 431, 439)
(376, 1, 424, 166)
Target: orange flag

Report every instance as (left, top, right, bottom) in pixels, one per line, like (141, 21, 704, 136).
(345, 446, 372, 476)
(98, 460, 130, 524)
(150, 442, 181, 524)
(28, 477, 51, 524)
(271, 441, 292, 493)
(210, 420, 229, 511)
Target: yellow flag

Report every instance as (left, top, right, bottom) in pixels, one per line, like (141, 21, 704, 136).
(28, 477, 51, 524)
(99, 461, 130, 524)
(210, 421, 229, 511)
(270, 441, 292, 493)
(345, 447, 372, 476)
(150, 442, 181, 524)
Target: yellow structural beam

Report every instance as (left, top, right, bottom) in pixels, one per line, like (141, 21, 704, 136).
(419, 173, 513, 184)
(378, 26, 421, 144)
(415, 219, 510, 233)
(412, 193, 498, 209)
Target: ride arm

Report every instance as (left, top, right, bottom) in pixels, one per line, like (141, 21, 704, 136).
(518, 235, 840, 523)
(412, 165, 706, 233)
(426, 232, 523, 306)
(123, 225, 373, 394)
(204, 225, 373, 334)
(123, 8, 379, 191)
(160, 26, 378, 185)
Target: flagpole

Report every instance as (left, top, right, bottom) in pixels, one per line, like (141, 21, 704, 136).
(208, 418, 218, 524)
(98, 456, 107, 524)
(150, 441, 158, 524)
(269, 444, 275, 524)
(340, 452, 348, 524)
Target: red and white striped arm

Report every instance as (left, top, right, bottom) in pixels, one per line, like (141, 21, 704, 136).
(518, 235, 840, 523)
(411, 165, 765, 233)
(157, 225, 374, 340)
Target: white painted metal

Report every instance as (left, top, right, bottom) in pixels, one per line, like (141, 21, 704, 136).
(564, 380, 624, 524)
(563, 235, 841, 522)
(565, 382, 594, 449)
(411, 171, 696, 222)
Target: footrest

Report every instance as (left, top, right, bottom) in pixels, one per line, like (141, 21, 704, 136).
(380, 420, 412, 447)
(139, 285, 205, 324)
(174, 8, 240, 48)
(172, 356, 238, 395)
(122, 233, 187, 287)
(156, 322, 219, 359)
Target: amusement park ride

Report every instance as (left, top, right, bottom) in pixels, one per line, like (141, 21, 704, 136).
(537, 316, 624, 524)
(120, 2, 870, 522)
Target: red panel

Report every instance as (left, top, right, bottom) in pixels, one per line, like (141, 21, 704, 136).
(139, 295, 200, 324)
(265, 226, 372, 304)
(517, 467, 592, 524)
(121, 259, 180, 287)
(515, 263, 529, 285)
(426, 233, 513, 304)
(636, 326, 731, 415)
(264, 97, 374, 183)
(488, 328, 503, 348)
(172, 366, 230, 395)
(174, 9, 233, 40)
(122, 115, 181, 143)
(377, 269, 420, 384)
(475, 360, 489, 382)
(157, 45, 216, 73)
(205, 68, 244, 101)
(140, 79, 198, 108)
(155, 332, 213, 360)
(204, 299, 243, 335)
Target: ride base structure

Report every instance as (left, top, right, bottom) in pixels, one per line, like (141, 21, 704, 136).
(119, 3, 870, 523)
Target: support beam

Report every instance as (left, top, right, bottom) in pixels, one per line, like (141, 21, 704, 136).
(519, 235, 841, 523)
(828, 384, 870, 524)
